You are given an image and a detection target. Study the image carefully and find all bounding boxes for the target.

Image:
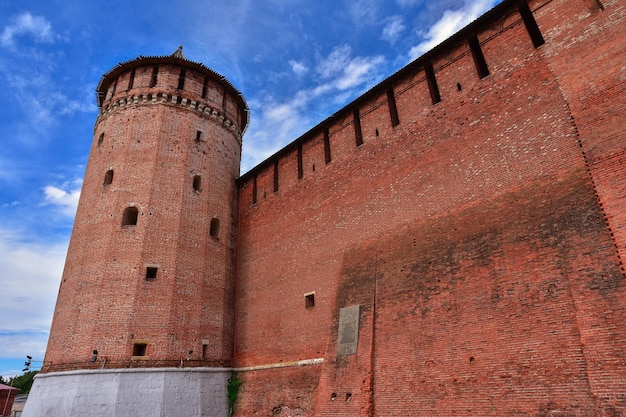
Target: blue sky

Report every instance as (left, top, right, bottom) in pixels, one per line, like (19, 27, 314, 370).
(0, 0, 502, 379)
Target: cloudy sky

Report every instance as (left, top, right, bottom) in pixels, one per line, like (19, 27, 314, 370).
(0, 0, 502, 378)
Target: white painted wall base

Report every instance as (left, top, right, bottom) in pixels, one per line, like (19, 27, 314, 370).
(22, 367, 231, 417)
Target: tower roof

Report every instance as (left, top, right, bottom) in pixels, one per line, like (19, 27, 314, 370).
(95, 48, 248, 131)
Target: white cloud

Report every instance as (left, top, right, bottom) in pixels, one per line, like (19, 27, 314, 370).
(382, 16, 406, 44)
(289, 60, 308, 77)
(0, 229, 67, 363)
(408, 0, 498, 59)
(43, 180, 82, 217)
(1, 12, 56, 47)
(241, 46, 386, 171)
(317, 45, 385, 91)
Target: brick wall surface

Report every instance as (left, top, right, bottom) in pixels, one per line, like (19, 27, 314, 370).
(234, 0, 625, 415)
(38, 0, 625, 415)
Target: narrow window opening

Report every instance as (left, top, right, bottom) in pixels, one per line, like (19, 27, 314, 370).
(375, 128, 379, 137)
(145, 266, 158, 280)
(323, 128, 331, 164)
(425, 63, 441, 104)
(128, 68, 136, 90)
(201, 76, 209, 98)
(468, 35, 490, 78)
(177, 69, 186, 90)
(122, 206, 139, 226)
(297, 144, 303, 180)
(331, 393, 337, 401)
(195, 130, 203, 142)
(111, 79, 118, 97)
(353, 108, 363, 146)
(594, 0, 605, 10)
(103, 169, 114, 186)
(457, 82, 462, 91)
(133, 343, 147, 357)
(305, 292, 315, 309)
(273, 161, 279, 192)
(97, 133, 104, 146)
(345, 393, 352, 402)
(518, 2, 545, 48)
(386, 87, 400, 126)
(252, 175, 257, 204)
(150, 66, 158, 87)
(202, 343, 208, 359)
(312, 164, 316, 172)
(193, 175, 202, 192)
(210, 218, 220, 238)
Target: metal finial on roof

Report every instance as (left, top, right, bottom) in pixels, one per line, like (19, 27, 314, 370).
(171, 45, 185, 59)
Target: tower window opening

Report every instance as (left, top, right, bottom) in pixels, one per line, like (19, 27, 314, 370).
(122, 206, 139, 226)
(132, 343, 147, 357)
(193, 175, 202, 192)
(210, 218, 220, 238)
(202, 343, 208, 359)
(178, 69, 186, 90)
(150, 66, 158, 87)
(97, 133, 104, 146)
(103, 169, 114, 186)
(195, 130, 203, 142)
(128, 68, 136, 90)
(305, 292, 315, 309)
(145, 266, 158, 280)
(202, 76, 209, 98)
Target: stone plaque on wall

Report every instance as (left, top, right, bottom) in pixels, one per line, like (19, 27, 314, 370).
(337, 305, 360, 356)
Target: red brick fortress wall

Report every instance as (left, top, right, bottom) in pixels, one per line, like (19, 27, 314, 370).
(234, 0, 625, 415)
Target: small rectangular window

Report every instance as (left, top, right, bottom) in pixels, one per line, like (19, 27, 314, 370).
(146, 266, 158, 280)
(132, 342, 147, 358)
(305, 292, 315, 309)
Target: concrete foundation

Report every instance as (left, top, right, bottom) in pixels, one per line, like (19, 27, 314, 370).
(22, 368, 231, 417)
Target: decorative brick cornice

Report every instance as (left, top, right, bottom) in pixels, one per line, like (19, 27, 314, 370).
(96, 91, 243, 143)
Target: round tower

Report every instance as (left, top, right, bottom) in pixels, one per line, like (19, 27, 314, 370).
(24, 47, 248, 417)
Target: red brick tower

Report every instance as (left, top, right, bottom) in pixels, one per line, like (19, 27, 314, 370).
(24, 47, 248, 417)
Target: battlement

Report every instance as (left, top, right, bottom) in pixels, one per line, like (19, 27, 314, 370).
(96, 52, 249, 139)
(238, 0, 561, 202)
